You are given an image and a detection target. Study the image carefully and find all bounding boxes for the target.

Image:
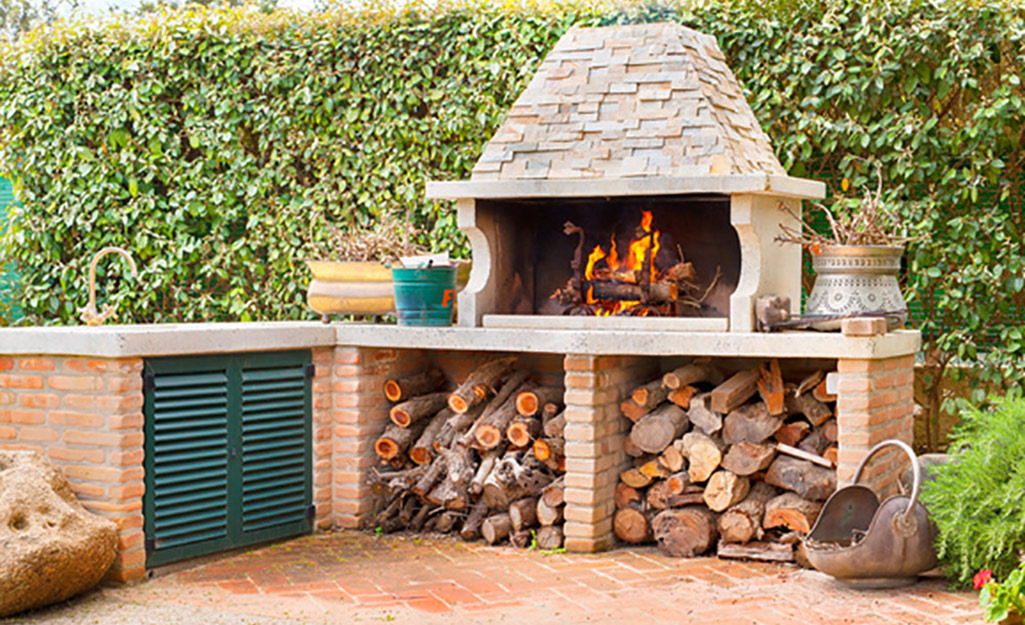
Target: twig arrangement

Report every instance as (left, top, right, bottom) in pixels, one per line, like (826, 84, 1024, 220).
(308, 210, 425, 263)
(775, 162, 915, 249)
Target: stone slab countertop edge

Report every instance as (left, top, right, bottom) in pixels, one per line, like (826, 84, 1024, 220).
(0, 322, 921, 360)
(0, 322, 336, 358)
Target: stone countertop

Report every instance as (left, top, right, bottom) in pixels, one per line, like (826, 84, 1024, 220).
(0, 321, 921, 360)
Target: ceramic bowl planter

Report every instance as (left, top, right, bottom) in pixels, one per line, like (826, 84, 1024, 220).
(305, 260, 395, 322)
(804, 245, 908, 330)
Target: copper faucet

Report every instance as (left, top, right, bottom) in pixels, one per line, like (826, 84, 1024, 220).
(78, 247, 138, 326)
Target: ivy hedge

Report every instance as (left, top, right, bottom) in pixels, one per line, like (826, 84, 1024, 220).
(1, 0, 1023, 416)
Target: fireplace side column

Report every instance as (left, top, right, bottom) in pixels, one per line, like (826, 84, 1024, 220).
(562, 355, 657, 552)
(835, 354, 916, 497)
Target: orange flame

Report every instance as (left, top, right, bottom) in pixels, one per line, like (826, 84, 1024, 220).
(607, 234, 619, 272)
(585, 245, 605, 282)
(583, 211, 663, 315)
(640, 210, 653, 232)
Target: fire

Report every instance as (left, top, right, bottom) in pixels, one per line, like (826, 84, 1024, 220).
(583, 210, 662, 315)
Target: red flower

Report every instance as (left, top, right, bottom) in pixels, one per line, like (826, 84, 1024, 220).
(974, 569, 994, 590)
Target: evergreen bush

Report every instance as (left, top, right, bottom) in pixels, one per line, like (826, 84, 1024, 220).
(921, 394, 1025, 587)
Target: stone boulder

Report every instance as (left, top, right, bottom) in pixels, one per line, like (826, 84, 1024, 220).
(0, 450, 118, 618)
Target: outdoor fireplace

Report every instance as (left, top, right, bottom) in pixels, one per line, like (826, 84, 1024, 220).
(427, 22, 825, 332)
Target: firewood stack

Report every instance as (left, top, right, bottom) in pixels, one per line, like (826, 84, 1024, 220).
(371, 357, 568, 550)
(613, 360, 840, 563)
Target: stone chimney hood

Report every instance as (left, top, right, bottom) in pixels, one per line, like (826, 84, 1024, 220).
(427, 23, 825, 200)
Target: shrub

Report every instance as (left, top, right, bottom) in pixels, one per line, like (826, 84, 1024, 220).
(921, 395, 1025, 587)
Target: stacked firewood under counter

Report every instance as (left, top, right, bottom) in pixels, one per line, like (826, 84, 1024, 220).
(371, 357, 567, 550)
(614, 360, 839, 563)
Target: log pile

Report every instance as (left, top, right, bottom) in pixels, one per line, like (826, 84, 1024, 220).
(614, 360, 839, 562)
(371, 358, 567, 550)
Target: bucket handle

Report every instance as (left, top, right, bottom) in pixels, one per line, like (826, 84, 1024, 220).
(852, 439, 921, 522)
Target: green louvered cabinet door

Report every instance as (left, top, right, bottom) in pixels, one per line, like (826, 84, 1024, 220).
(143, 351, 313, 567)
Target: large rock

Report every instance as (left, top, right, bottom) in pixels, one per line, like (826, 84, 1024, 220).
(0, 450, 118, 618)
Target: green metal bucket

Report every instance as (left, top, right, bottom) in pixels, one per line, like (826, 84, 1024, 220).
(391, 266, 457, 326)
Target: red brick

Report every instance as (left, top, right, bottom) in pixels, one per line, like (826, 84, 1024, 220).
(63, 358, 142, 374)
(0, 357, 13, 371)
(837, 359, 885, 374)
(0, 374, 44, 389)
(70, 482, 107, 498)
(109, 413, 143, 429)
(108, 483, 145, 499)
(108, 376, 143, 393)
(1, 409, 44, 425)
(17, 357, 56, 371)
(0, 426, 15, 440)
(841, 317, 888, 337)
(48, 446, 107, 463)
(63, 429, 143, 448)
(49, 411, 107, 427)
(17, 393, 61, 409)
(108, 449, 144, 466)
(19, 426, 59, 442)
(48, 375, 104, 391)
(64, 464, 143, 484)
(117, 530, 144, 551)
(0, 391, 13, 405)
(63, 394, 142, 413)
(334, 349, 362, 365)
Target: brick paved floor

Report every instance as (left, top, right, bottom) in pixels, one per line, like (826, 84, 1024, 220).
(111, 530, 982, 625)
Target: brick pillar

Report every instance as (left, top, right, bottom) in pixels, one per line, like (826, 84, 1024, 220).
(562, 355, 656, 552)
(332, 346, 423, 529)
(835, 354, 915, 497)
(311, 347, 334, 530)
(0, 355, 146, 582)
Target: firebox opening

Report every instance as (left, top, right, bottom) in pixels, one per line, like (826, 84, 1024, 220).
(478, 194, 740, 319)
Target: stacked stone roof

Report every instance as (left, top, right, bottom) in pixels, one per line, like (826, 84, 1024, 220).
(471, 23, 785, 181)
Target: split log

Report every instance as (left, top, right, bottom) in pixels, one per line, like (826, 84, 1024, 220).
(615, 482, 642, 510)
(533, 437, 565, 470)
(764, 456, 837, 501)
(666, 489, 706, 507)
(384, 369, 446, 403)
(632, 379, 669, 410)
(481, 453, 553, 509)
(537, 498, 564, 525)
(812, 377, 837, 403)
(506, 415, 542, 447)
(509, 497, 539, 531)
(432, 424, 456, 453)
(481, 513, 513, 545)
(822, 445, 838, 465)
(703, 470, 750, 512)
(516, 386, 564, 417)
(722, 402, 783, 445)
(542, 411, 566, 438)
(662, 362, 724, 390)
(630, 404, 690, 454)
(646, 473, 688, 510)
(821, 420, 838, 443)
(510, 529, 533, 549)
(619, 467, 653, 489)
(756, 359, 786, 416)
(721, 442, 776, 476)
(410, 408, 455, 465)
(710, 370, 760, 413)
(470, 448, 503, 496)
(375, 420, 429, 460)
(796, 370, 825, 397)
(448, 356, 517, 414)
(680, 431, 724, 483)
(668, 386, 698, 410)
(763, 492, 824, 533)
(798, 429, 829, 456)
(776, 442, 834, 469)
(686, 392, 723, 435)
(773, 421, 810, 447)
(652, 507, 717, 557)
(717, 540, 794, 563)
(792, 392, 833, 426)
(541, 476, 565, 508)
(638, 458, 669, 480)
(620, 398, 653, 422)
(413, 453, 449, 498)
(390, 391, 449, 427)
(718, 481, 777, 544)
(460, 499, 489, 541)
(624, 434, 644, 458)
(614, 507, 653, 544)
(441, 446, 476, 510)
(536, 525, 564, 550)
(659, 444, 685, 473)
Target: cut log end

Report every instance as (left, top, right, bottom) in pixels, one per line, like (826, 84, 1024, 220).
(613, 508, 652, 544)
(409, 447, 432, 466)
(384, 380, 402, 403)
(475, 425, 502, 449)
(516, 394, 539, 417)
(390, 408, 412, 427)
(375, 438, 398, 460)
(448, 395, 469, 414)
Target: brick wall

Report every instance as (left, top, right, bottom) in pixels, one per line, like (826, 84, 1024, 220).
(562, 355, 656, 553)
(835, 354, 916, 496)
(0, 355, 146, 582)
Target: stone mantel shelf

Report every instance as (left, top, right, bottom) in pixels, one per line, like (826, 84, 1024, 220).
(426, 174, 827, 201)
(0, 321, 920, 360)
